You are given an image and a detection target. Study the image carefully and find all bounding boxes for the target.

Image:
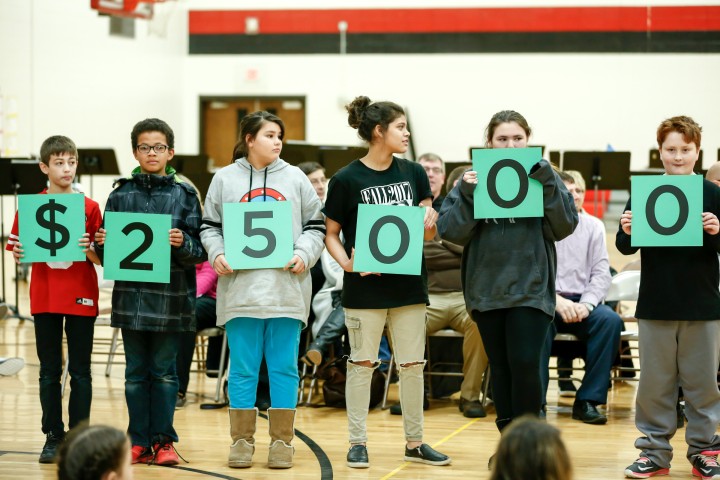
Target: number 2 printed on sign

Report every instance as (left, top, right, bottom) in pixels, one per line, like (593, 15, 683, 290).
(103, 212, 171, 283)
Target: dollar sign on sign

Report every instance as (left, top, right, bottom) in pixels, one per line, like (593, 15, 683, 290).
(35, 199, 70, 256)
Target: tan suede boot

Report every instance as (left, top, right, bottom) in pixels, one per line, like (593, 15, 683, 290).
(229, 408, 257, 468)
(267, 408, 295, 469)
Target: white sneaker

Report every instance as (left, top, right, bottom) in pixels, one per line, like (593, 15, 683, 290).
(0, 357, 24, 376)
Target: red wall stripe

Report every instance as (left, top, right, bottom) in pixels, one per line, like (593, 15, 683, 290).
(189, 6, 720, 35)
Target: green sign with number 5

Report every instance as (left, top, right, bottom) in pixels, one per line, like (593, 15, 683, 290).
(223, 201, 293, 270)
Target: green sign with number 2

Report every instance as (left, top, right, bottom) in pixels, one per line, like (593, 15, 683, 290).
(103, 212, 171, 283)
(224, 202, 294, 270)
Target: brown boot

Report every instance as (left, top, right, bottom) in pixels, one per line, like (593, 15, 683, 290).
(267, 408, 295, 469)
(229, 408, 257, 468)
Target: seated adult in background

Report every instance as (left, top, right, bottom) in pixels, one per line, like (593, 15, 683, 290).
(296, 162, 327, 351)
(176, 261, 220, 408)
(541, 170, 623, 425)
(390, 154, 488, 418)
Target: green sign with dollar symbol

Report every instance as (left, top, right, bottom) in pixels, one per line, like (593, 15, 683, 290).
(18, 194, 87, 263)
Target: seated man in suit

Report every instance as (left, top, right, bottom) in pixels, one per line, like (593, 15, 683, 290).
(541, 170, 624, 424)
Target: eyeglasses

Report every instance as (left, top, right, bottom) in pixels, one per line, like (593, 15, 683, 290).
(136, 144, 169, 154)
(423, 167, 444, 175)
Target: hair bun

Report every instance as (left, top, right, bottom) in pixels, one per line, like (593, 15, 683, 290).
(346, 96, 372, 129)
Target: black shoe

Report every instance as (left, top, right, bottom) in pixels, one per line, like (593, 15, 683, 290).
(572, 400, 607, 425)
(676, 400, 685, 429)
(347, 444, 369, 468)
(38, 431, 64, 464)
(558, 379, 577, 397)
(539, 404, 547, 419)
(404, 444, 451, 466)
(388, 396, 430, 415)
(459, 398, 486, 418)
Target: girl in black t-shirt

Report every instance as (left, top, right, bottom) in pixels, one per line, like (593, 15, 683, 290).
(323, 96, 451, 468)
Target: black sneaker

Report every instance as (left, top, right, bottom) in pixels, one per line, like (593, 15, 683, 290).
(459, 398, 486, 418)
(38, 431, 65, 464)
(558, 379, 577, 397)
(691, 452, 720, 480)
(404, 444, 451, 466)
(347, 444, 369, 468)
(624, 456, 669, 478)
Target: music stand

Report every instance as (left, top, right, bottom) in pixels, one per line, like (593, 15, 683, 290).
(181, 171, 215, 203)
(5, 160, 48, 321)
(320, 146, 367, 178)
(77, 148, 121, 198)
(173, 154, 209, 174)
(281, 142, 321, 166)
(561, 151, 631, 214)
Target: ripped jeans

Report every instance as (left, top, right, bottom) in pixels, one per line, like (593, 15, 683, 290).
(344, 304, 426, 444)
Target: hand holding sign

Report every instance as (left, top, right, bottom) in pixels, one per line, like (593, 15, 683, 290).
(471, 147, 543, 219)
(702, 212, 720, 235)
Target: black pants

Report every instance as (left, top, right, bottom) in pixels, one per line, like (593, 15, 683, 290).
(472, 307, 552, 423)
(34, 313, 96, 435)
(177, 296, 220, 396)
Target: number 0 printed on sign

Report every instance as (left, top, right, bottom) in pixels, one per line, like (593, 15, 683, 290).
(354, 204, 424, 275)
(631, 175, 703, 247)
(19, 194, 86, 263)
(223, 202, 293, 270)
(472, 147, 543, 219)
(103, 212, 171, 283)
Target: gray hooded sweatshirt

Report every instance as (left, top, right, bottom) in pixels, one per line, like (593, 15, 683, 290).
(200, 157, 326, 326)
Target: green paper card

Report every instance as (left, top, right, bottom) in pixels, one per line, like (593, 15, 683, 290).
(472, 147, 543, 219)
(223, 201, 294, 270)
(103, 212, 171, 283)
(631, 175, 703, 247)
(354, 204, 424, 275)
(19, 194, 86, 263)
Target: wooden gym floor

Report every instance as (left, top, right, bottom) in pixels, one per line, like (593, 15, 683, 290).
(0, 237, 705, 480)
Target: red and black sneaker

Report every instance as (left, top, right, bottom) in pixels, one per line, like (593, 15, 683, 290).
(131, 445, 153, 464)
(691, 452, 720, 480)
(152, 441, 186, 466)
(624, 456, 669, 478)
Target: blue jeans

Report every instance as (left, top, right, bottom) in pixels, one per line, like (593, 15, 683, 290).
(34, 314, 95, 435)
(122, 329, 181, 447)
(540, 297, 624, 405)
(226, 317, 301, 409)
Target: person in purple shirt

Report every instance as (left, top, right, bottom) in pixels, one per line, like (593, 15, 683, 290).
(540, 170, 623, 425)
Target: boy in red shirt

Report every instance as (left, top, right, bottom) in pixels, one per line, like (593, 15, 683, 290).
(7, 135, 101, 463)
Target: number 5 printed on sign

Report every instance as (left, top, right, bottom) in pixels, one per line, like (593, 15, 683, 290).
(223, 202, 293, 270)
(19, 194, 87, 263)
(103, 212, 172, 283)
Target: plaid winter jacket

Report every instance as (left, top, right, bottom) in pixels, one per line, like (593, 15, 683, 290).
(96, 166, 207, 332)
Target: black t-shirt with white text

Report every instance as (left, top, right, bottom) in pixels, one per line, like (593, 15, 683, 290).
(324, 157, 433, 309)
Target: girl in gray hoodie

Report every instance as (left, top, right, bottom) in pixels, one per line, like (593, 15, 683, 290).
(200, 111, 325, 470)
